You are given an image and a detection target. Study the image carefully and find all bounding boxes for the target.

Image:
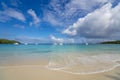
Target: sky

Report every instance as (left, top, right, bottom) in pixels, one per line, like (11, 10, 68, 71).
(0, 0, 120, 43)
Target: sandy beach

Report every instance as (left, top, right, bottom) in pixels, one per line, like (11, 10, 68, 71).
(0, 0, 120, 79)
(0, 44, 120, 80)
(0, 64, 120, 80)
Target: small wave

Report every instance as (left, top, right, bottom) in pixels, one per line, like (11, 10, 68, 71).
(46, 64, 120, 75)
(47, 53, 120, 75)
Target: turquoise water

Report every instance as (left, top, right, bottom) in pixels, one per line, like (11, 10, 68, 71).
(0, 44, 120, 74)
(0, 44, 120, 55)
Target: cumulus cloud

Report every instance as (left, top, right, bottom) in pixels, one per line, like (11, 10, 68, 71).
(44, 0, 114, 26)
(50, 35, 64, 43)
(27, 9, 40, 26)
(63, 2, 120, 39)
(65, 0, 112, 11)
(50, 35, 76, 43)
(0, 3, 25, 22)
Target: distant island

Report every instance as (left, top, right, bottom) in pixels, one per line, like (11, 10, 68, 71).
(100, 40, 120, 44)
(0, 39, 21, 44)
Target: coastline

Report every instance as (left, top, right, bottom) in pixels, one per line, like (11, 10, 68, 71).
(0, 44, 120, 80)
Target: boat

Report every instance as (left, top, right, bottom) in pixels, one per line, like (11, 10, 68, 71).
(14, 43, 19, 45)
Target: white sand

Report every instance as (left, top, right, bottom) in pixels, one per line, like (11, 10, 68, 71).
(0, 65, 120, 80)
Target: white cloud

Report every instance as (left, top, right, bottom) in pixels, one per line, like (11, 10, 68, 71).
(50, 35, 64, 43)
(63, 2, 120, 39)
(27, 9, 40, 26)
(6, 9, 25, 22)
(44, 12, 62, 26)
(50, 35, 76, 43)
(44, 0, 114, 26)
(62, 26, 77, 36)
(66, 0, 113, 10)
(0, 3, 25, 22)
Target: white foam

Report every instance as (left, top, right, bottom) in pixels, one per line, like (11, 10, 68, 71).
(46, 64, 120, 75)
(47, 53, 120, 75)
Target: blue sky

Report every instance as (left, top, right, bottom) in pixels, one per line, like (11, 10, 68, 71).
(0, 0, 120, 43)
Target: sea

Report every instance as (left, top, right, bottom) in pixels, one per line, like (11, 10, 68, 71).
(0, 44, 120, 74)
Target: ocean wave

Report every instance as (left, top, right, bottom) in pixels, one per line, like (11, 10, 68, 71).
(46, 53, 120, 74)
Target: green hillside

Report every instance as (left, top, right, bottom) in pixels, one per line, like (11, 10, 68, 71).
(0, 39, 20, 44)
(100, 40, 120, 44)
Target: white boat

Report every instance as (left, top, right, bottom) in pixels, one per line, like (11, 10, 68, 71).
(14, 43, 19, 45)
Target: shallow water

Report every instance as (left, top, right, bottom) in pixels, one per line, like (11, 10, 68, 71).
(0, 44, 120, 74)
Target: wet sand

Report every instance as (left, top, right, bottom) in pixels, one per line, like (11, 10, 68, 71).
(0, 65, 120, 80)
